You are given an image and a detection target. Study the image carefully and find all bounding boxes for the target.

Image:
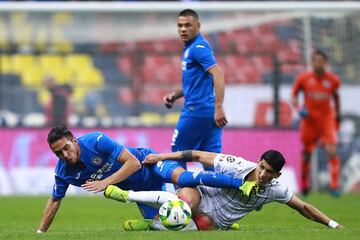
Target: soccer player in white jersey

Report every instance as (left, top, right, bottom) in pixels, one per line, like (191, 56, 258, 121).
(104, 149, 343, 231)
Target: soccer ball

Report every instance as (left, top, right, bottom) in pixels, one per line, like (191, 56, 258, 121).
(159, 200, 192, 230)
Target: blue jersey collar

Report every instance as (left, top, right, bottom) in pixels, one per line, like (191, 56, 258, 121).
(185, 32, 202, 47)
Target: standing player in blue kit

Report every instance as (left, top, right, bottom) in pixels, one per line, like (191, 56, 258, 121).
(163, 9, 228, 171)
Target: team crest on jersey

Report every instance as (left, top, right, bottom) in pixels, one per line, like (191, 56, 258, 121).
(323, 80, 331, 88)
(226, 156, 236, 163)
(92, 157, 103, 166)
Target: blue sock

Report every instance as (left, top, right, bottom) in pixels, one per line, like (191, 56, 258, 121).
(178, 171, 242, 189)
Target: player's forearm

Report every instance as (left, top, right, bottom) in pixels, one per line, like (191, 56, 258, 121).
(104, 159, 141, 185)
(38, 197, 61, 233)
(173, 89, 184, 100)
(212, 69, 225, 107)
(301, 203, 334, 227)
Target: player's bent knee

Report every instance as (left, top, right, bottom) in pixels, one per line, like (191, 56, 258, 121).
(192, 213, 215, 231)
(171, 167, 185, 184)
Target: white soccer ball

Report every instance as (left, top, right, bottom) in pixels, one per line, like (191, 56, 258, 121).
(159, 200, 192, 230)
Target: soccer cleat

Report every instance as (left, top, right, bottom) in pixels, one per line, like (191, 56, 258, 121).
(123, 219, 153, 231)
(103, 185, 129, 203)
(229, 222, 240, 230)
(330, 188, 341, 198)
(239, 181, 259, 197)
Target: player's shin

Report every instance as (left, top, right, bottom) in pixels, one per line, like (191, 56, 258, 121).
(128, 191, 179, 208)
(178, 171, 242, 189)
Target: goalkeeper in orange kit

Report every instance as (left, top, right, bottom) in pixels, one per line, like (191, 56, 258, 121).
(291, 50, 341, 197)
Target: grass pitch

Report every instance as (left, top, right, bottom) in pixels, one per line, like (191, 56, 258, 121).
(0, 193, 359, 240)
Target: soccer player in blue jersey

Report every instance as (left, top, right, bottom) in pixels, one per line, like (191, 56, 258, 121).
(164, 9, 227, 171)
(37, 125, 257, 233)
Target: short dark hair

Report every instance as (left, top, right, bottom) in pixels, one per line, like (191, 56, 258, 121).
(260, 150, 285, 173)
(47, 124, 74, 145)
(178, 9, 199, 20)
(313, 49, 328, 61)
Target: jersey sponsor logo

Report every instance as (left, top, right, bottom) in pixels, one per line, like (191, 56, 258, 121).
(195, 44, 205, 48)
(97, 134, 103, 142)
(89, 162, 113, 181)
(182, 60, 187, 71)
(92, 157, 103, 166)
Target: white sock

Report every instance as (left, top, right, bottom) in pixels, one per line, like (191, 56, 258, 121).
(128, 191, 179, 208)
(152, 219, 198, 231)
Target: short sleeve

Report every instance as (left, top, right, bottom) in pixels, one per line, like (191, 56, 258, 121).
(94, 132, 124, 160)
(52, 174, 69, 199)
(192, 43, 217, 71)
(214, 154, 249, 178)
(272, 181, 293, 203)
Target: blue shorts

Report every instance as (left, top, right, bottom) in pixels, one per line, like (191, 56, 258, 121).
(171, 116, 222, 153)
(150, 160, 184, 182)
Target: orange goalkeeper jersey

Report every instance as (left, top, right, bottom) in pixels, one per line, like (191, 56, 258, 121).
(292, 71, 340, 119)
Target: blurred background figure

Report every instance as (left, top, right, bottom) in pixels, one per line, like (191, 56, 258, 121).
(43, 75, 72, 127)
(291, 50, 341, 197)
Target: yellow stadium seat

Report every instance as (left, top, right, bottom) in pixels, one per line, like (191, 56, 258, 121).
(65, 54, 93, 71)
(39, 55, 64, 72)
(163, 112, 180, 125)
(38, 88, 51, 106)
(139, 112, 162, 126)
(21, 68, 44, 88)
(12, 54, 35, 74)
(0, 55, 12, 73)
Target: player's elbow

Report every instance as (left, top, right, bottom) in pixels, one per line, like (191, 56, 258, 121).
(132, 160, 142, 171)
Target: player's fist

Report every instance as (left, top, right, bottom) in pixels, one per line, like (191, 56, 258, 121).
(163, 94, 176, 109)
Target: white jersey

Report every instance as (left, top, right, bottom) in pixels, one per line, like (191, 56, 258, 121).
(197, 154, 293, 229)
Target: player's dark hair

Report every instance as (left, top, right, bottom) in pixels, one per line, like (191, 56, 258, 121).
(178, 9, 199, 20)
(47, 124, 74, 145)
(313, 49, 328, 61)
(260, 150, 285, 173)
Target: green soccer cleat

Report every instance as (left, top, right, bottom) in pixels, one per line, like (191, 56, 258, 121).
(239, 181, 259, 197)
(123, 219, 154, 231)
(229, 222, 240, 230)
(103, 185, 129, 203)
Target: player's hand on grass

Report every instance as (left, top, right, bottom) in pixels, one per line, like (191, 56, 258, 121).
(164, 93, 176, 109)
(144, 153, 163, 164)
(214, 105, 228, 128)
(81, 180, 108, 193)
(336, 224, 344, 229)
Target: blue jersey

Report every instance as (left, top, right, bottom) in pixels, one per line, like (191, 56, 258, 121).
(52, 132, 164, 199)
(181, 33, 217, 118)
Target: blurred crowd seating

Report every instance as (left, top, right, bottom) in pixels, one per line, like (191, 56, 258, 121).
(0, 12, 359, 127)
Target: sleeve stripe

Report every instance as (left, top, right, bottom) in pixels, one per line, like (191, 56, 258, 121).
(205, 63, 217, 72)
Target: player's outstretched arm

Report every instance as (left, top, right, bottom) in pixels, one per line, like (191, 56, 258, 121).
(286, 194, 343, 229)
(144, 150, 217, 167)
(37, 197, 62, 233)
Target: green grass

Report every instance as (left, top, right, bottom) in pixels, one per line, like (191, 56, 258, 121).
(0, 193, 359, 240)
